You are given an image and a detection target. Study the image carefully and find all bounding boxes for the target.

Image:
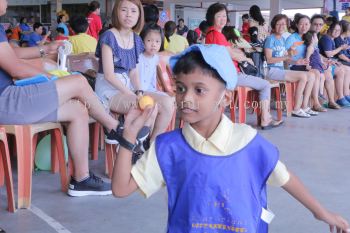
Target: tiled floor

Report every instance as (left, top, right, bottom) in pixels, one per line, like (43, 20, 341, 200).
(0, 108, 349, 233)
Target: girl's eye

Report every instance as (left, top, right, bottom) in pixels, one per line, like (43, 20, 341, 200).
(176, 85, 186, 94)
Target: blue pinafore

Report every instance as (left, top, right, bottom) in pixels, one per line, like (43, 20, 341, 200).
(155, 129, 279, 233)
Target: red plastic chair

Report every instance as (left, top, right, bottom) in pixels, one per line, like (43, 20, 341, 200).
(230, 81, 283, 124)
(0, 127, 15, 212)
(279, 81, 296, 117)
(2, 123, 67, 209)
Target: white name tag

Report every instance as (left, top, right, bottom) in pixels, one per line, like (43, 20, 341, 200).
(260, 207, 275, 224)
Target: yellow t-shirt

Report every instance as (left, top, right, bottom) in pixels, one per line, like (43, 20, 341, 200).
(320, 24, 329, 35)
(342, 15, 350, 23)
(131, 115, 290, 198)
(165, 34, 189, 54)
(69, 33, 97, 55)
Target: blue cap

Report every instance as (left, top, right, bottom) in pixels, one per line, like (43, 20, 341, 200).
(169, 44, 238, 90)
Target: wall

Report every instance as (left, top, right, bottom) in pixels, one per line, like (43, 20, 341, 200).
(182, 7, 206, 30)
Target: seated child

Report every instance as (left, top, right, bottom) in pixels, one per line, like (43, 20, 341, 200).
(28, 22, 50, 47)
(69, 15, 97, 55)
(303, 30, 341, 110)
(111, 44, 349, 233)
(249, 26, 264, 52)
(137, 22, 175, 131)
(55, 27, 68, 41)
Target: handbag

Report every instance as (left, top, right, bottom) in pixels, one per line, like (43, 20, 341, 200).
(238, 61, 258, 76)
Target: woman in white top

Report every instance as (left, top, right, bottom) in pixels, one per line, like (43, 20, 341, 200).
(249, 5, 269, 42)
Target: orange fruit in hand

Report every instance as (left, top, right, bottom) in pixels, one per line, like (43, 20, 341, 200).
(138, 95, 155, 110)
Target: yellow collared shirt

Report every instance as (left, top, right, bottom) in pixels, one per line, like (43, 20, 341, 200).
(68, 33, 97, 55)
(131, 115, 290, 198)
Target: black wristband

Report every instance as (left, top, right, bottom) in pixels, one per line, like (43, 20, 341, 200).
(115, 133, 137, 153)
(134, 90, 144, 96)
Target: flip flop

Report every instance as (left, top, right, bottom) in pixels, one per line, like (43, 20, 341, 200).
(260, 120, 284, 130)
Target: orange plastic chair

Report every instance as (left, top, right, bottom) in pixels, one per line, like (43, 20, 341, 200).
(280, 81, 296, 117)
(2, 123, 68, 209)
(230, 82, 283, 124)
(104, 112, 120, 179)
(0, 127, 15, 212)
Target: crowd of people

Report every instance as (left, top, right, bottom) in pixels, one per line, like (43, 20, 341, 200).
(0, 0, 349, 232)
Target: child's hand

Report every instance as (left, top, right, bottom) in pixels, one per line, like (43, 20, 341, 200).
(123, 105, 158, 140)
(306, 65, 312, 71)
(315, 210, 349, 233)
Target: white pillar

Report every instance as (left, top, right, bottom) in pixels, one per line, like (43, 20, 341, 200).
(270, 0, 281, 22)
(228, 11, 240, 29)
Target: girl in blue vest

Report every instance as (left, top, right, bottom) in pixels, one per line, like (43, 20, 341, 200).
(111, 44, 349, 233)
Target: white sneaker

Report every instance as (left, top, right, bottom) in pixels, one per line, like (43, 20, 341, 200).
(303, 107, 318, 116)
(291, 109, 311, 118)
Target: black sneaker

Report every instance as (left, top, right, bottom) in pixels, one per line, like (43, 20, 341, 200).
(0, 227, 6, 233)
(67, 172, 112, 197)
(105, 115, 125, 145)
(105, 115, 151, 148)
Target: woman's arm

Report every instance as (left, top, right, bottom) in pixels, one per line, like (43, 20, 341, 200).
(305, 45, 314, 61)
(129, 67, 141, 91)
(0, 41, 49, 79)
(226, 46, 254, 64)
(101, 44, 134, 95)
(283, 171, 349, 232)
(264, 47, 290, 64)
(13, 41, 60, 59)
(325, 44, 347, 58)
(338, 53, 350, 63)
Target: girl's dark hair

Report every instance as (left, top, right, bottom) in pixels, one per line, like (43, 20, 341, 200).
(88, 1, 100, 12)
(222, 26, 239, 43)
(199, 20, 209, 33)
(70, 15, 89, 34)
(242, 14, 249, 20)
(140, 23, 164, 51)
(339, 20, 350, 33)
(206, 3, 228, 26)
(186, 30, 199, 46)
(143, 4, 159, 24)
(172, 50, 226, 87)
(248, 26, 258, 42)
(292, 14, 310, 33)
(249, 5, 265, 25)
(33, 22, 43, 31)
(57, 15, 64, 24)
(270, 14, 288, 31)
(164, 21, 177, 42)
(20, 17, 26, 24)
(328, 22, 341, 34)
(56, 27, 65, 34)
(302, 30, 316, 47)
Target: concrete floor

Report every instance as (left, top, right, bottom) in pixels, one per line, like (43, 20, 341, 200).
(0, 108, 349, 233)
